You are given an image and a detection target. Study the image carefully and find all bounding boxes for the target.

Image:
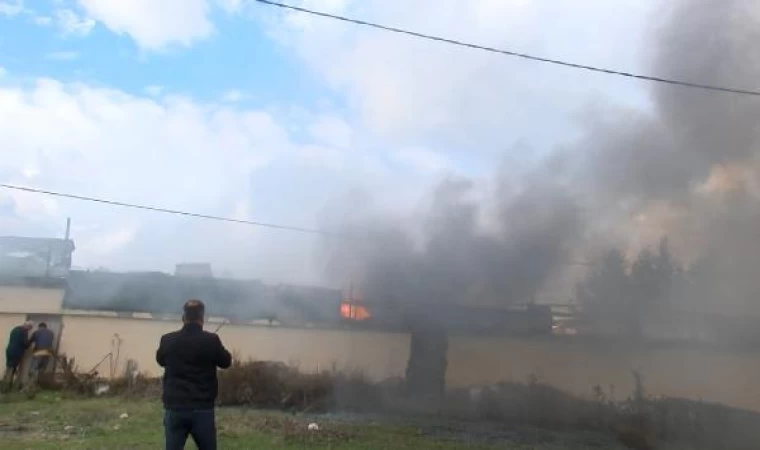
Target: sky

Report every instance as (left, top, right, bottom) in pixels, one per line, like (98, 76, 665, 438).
(0, 0, 658, 285)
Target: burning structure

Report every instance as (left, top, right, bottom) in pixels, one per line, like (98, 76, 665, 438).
(338, 283, 555, 398)
(321, 174, 580, 397)
(339, 284, 552, 334)
(3, 232, 760, 413)
(317, 0, 760, 398)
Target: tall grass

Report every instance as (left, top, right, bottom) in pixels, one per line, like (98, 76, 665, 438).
(42, 356, 760, 450)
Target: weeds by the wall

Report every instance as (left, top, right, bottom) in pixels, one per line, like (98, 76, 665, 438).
(217, 359, 333, 411)
(41, 357, 760, 450)
(52, 353, 99, 395)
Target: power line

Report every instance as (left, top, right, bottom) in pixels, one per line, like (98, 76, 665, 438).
(0, 183, 347, 238)
(254, 0, 760, 97)
(0, 183, 599, 266)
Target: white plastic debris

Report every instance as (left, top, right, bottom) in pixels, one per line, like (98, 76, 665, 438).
(119, 413, 129, 419)
(113, 425, 121, 431)
(64, 425, 74, 432)
(95, 384, 110, 396)
(307, 423, 320, 431)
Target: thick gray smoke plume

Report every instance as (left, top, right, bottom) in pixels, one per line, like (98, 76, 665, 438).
(577, 0, 760, 316)
(580, 0, 760, 196)
(322, 165, 582, 312)
(323, 0, 760, 319)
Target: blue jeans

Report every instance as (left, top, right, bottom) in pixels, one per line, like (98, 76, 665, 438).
(30, 355, 52, 375)
(163, 409, 217, 450)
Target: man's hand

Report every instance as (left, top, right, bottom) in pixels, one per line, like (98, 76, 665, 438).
(214, 335, 232, 369)
(156, 335, 167, 367)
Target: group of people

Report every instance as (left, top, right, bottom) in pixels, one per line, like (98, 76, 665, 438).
(2, 300, 232, 450)
(3, 320, 55, 392)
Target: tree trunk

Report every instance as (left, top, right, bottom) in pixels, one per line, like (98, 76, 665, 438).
(405, 321, 448, 400)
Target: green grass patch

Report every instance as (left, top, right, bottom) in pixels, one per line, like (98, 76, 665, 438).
(0, 393, 503, 449)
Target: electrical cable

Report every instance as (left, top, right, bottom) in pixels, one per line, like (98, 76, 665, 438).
(0, 183, 598, 266)
(0, 183, 347, 238)
(254, 0, 760, 97)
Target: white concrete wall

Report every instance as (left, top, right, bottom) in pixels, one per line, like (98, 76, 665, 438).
(0, 286, 64, 314)
(10, 309, 760, 412)
(447, 336, 760, 412)
(59, 316, 410, 381)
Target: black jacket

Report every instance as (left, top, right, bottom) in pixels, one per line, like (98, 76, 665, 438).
(5, 326, 29, 360)
(156, 323, 232, 410)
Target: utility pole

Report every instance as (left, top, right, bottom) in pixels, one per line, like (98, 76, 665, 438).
(62, 217, 72, 270)
(64, 217, 71, 241)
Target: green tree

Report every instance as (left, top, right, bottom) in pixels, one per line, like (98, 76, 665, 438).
(576, 248, 629, 325)
(629, 247, 657, 337)
(578, 237, 683, 339)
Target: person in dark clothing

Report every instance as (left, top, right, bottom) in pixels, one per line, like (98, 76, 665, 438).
(3, 321, 33, 391)
(28, 323, 55, 385)
(157, 299, 231, 450)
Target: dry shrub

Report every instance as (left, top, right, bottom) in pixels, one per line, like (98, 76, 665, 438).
(56, 353, 98, 395)
(612, 393, 760, 450)
(437, 371, 760, 450)
(444, 376, 599, 429)
(106, 359, 162, 398)
(331, 371, 390, 412)
(35, 371, 61, 391)
(108, 373, 161, 398)
(217, 360, 333, 411)
(49, 354, 161, 399)
(43, 356, 760, 449)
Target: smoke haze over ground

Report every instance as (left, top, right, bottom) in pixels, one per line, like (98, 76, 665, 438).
(321, 0, 760, 318)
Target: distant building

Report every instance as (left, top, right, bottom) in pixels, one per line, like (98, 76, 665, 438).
(175, 263, 213, 278)
(0, 236, 75, 281)
(63, 269, 343, 327)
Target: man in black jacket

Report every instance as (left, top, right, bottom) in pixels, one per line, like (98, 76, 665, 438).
(3, 321, 33, 391)
(157, 299, 232, 450)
